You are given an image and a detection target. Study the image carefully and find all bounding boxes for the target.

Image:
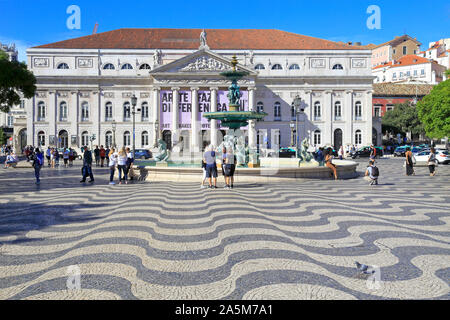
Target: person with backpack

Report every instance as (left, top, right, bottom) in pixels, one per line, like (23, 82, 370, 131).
(31, 148, 44, 184)
(80, 146, 94, 183)
(99, 145, 106, 167)
(364, 159, 379, 185)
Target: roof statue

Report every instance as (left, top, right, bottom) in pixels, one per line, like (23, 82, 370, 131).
(199, 29, 209, 49)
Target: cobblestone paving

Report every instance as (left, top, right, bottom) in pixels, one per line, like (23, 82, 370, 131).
(0, 158, 449, 300)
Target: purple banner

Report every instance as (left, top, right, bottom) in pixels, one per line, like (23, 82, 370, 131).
(160, 90, 248, 131)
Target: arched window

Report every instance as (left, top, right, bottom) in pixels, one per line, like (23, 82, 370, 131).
(57, 63, 69, 69)
(289, 64, 300, 70)
(314, 130, 321, 146)
(271, 64, 283, 70)
(105, 102, 113, 121)
(256, 101, 264, 112)
(105, 131, 113, 148)
(141, 102, 149, 121)
(254, 64, 265, 70)
(355, 101, 362, 120)
(139, 64, 151, 70)
(334, 101, 342, 120)
(81, 102, 89, 121)
(332, 64, 343, 70)
(355, 130, 362, 145)
(81, 131, 89, 147)
(103, 63, 115, 70)
(38, 131, 45, 146)
(314, 101, 321, 120)
(60, 101, 68, 121)
(121, 63, 133, 70)
(123, 102, 131, 121)
(141, 131, 149, 147)
(123, 131, 131, 146)
(37, 101, 46, 121)
(274, 101, 281, 120)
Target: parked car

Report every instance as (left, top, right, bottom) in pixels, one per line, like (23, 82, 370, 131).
(351, 146, 383, 159)
(415, 150, 450, 164)
(268, 147, 296, 158)
(411, 146, 423, 155)
(57, 148, 82, 160)
(393, 146, 410, 157)
(134, 149, 152, 159)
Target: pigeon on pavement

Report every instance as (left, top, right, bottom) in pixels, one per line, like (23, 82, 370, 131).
(355, 261, 376, 274)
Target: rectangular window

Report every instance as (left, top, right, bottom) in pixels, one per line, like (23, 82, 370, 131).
(374, 107, 380, 117)
(400, 72, 403, 78)
(392, 72, 397, 78)
(7, 115, 14, 127)
(421, 69, 425, 75)
(406, 71, 410, 77)
(403, 46, 407, 55)
(20, 100, 25, 109)
(414, 70, 417, 76)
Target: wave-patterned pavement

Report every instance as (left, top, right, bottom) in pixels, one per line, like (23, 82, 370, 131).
(0, 158, 449, 300)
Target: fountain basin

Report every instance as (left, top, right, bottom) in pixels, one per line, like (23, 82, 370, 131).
(132, 160, 359, 183)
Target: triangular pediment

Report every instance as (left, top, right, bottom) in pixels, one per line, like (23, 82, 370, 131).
(149, 49, 256, 75)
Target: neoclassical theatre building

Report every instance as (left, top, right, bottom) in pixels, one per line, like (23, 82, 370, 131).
(25, 28, 374, 153)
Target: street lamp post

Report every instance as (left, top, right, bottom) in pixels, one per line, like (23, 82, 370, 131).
(112, 120, 116, 148)
(131, 94, 138, 160)
(289, 122, 295, 147)
(291, 95, 302, 158)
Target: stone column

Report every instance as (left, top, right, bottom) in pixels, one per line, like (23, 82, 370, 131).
(303, 90, 312, 143)
(191, 87, 199, 152)
(248, 87, 256, 149)
(344, 89, 353, 146)
(210, 87, 218, 147)
(323, 90, 333, 146)
(171, 87, 179, 145)
(152, 87, 160, 146)
(48, 91, 57, 146)
(70, 91, 78, 147)
(365, 90, 373, 145)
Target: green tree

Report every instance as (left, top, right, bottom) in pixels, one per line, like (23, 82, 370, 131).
(382, 102, 425, 137)
(0, 59, 36, 113)
(0, 50, 8, 60)
(416, 79, 450, 139)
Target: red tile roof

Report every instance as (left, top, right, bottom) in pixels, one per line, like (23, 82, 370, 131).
(372, 54, 432, 70)
(33, 28, 366, 50)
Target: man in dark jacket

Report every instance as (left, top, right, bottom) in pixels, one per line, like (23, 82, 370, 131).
(80, 146, 94, 183)
(94, 146, 100, 167)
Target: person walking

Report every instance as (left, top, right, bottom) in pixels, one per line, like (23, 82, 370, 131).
(427, 147, 437, 176)
(369, 145, 377, 160)
(31, 148, 44, 184)
(364, 159, 379, 185)
(80, 146, 94, 183)
(108, 147, 118, 185)
(203, 145, 218, 189)
(99, 145, 106, 167)
(117, 147, 128, 184)
(405, 147, 415, 176)
(325, 148, 338, 180)
(46, 147, 51, 166)
(68, 148, 74, 167)
(94, 146, 100, 167)
(50, 148, 56, 168)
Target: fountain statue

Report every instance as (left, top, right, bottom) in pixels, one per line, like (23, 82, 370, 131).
(154, 138, 170, 162)
(203, 55, 267, 167)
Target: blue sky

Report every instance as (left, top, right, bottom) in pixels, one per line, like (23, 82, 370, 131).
(1, 0, 449, 62)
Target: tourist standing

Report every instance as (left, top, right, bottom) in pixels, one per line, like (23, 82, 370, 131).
(50, 148, 55, 168)
(223, 147, 236, 189)
(325, 148, 338, 180)
(63, 148, 69, 168)
(405, 147, 415, 176)
(338, 145, 344, 160)
(99, 145, 106, 167)
(105, 146, 110, 166)
(427, 147, 437, 176)
(203, 145, 218, 189)
(117, 147, 128, 184)
(80, 146, 94, 183)
(221, 146, 227, 186)
(94, 146, 100, 167)
(369, 145, 377, 160)
(68, 148, 74, 167)
(46, 147, 51, 166)
(108, 147, 118, 185)
(364, 159, 379, 185)
(125, 147, 136, 181)
(31, 148, 44, 184)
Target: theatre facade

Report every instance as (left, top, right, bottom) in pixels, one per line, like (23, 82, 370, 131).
(25, 28, 374, 153)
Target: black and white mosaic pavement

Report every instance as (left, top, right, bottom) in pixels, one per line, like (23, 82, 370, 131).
(0, 158, 449, 299)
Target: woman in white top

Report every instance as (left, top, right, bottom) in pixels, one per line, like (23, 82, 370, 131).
(117, 147, 128, 184)
(108, 148, 118, 185)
